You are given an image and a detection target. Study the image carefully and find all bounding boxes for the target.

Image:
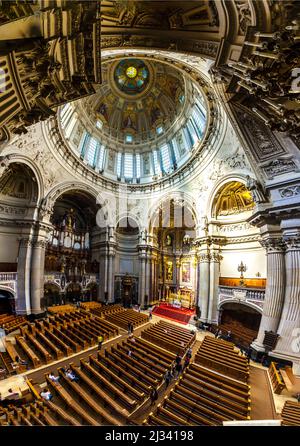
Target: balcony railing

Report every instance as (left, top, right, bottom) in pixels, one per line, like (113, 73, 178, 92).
(0, 273, 17, 282)
(219, 285, 265, 301)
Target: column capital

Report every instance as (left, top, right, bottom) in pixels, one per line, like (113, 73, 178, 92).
(260, 237, 286, 253)
(199, 252, 210, 263)
(32, 239, 48, 249)
(283, 236, 300, 250)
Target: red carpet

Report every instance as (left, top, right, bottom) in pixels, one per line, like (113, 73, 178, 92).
(152, 303, 195, 325)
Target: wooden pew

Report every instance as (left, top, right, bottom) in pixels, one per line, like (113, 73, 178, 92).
(111, 345, 163, 381)
(89, 355, 145, 401)
(188, 363, 250, 396)
(15, 336, 41, 368)
(69, 363, 130, 419)
(268, 362, 286, 395)
(57, 368, 121, 425)
(45, 375, 99, 425)
(105, 349, 158, 387)
(35, 331, 64, 359)
(24, 332, 52, 364)
(37, 400, 81, 426)
(80, 359, 137, 410)
(5, 340, 27, 372)
(50, 326, 80, 353)
(100, 352, 151, 394)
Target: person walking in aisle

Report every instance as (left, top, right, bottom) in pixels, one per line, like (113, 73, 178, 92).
(150, 387, 158, 405)
(164, 370, 172, 388)
(97, 334, 104, 350)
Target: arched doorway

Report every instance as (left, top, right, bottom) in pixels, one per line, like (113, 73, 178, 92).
(44, 283, 61, 307)
(66, 283, 82, 303)
(149, 196, 197, 306)
(0, 290, 15, 314)
(84, 282, 98, 301)
(115, 217, 139, 307)
(219, 301, 261, 347)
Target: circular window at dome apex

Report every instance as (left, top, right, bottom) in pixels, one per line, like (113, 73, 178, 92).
(114, 59, 150, 95)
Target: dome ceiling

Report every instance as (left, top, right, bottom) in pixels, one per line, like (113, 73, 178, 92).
(77, 57, 186, 146)
(58, 56, 208, 185)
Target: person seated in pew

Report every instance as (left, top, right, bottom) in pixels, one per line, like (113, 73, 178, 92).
(40, 388, 53, 401)
(0, 367, 7, 380)
(15, 355, 29, 370)
(217, 329, 223, 339)
(292, 392, 300, 403)
(48, 371, 60, 383)
(128, 349, 132, 357)
(128, 334, 136, 342)
(226, 330, 232, 341)
(66, 368, 80, 382)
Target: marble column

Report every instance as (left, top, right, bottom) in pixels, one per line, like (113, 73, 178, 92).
(175, 259, 181, 290)
(199, 249, 210, 323)
(195, 253, 201, 313)
(145, 249, 151, 305)
(207, 250, 221, 324)
(252, 238, 286, 351)
(16, 238, 32, 315)
(107, 246, 116, 303)
(30, 238, 47, 314)
(138, 248, 146, 308)
(272, 236, 300, 371)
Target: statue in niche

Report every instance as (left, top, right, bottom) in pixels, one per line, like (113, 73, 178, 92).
(62, 209, 76, 231)
(246, 176, 268, 204)
(166, 262, 173, 281)
(166, 234, 172, 246)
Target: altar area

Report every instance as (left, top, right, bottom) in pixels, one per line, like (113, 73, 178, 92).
(166, 288, 195, 310)
(152, 302, 195, 325)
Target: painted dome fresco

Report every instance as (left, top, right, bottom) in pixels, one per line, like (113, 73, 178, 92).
(58, 57, 208, 184)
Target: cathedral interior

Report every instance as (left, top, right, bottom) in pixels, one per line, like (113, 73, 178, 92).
(0, 0, 300, 428)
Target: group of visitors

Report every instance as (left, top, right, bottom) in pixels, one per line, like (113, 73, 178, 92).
(214, 329, 232, 341)
(149, 347, 194, 406)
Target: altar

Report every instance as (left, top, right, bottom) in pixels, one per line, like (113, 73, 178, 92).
(167, 288, 195, 309)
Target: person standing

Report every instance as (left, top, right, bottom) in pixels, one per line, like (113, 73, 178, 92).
(164, 370, 172, 388)
(175, 360, 183, 377)
(97, 334, 104, 350)
(183, 356, 190, 370)
(150, 387, 158, 405)
(186, 348, 192, 360)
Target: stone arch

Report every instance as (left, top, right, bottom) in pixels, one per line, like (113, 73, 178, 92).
(206, 174, 253, 221)
(218, 299, 263, 314)
(148, 190, 199, 234)
(0, 155, 43, 205)
(0, 288, 15, 314)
